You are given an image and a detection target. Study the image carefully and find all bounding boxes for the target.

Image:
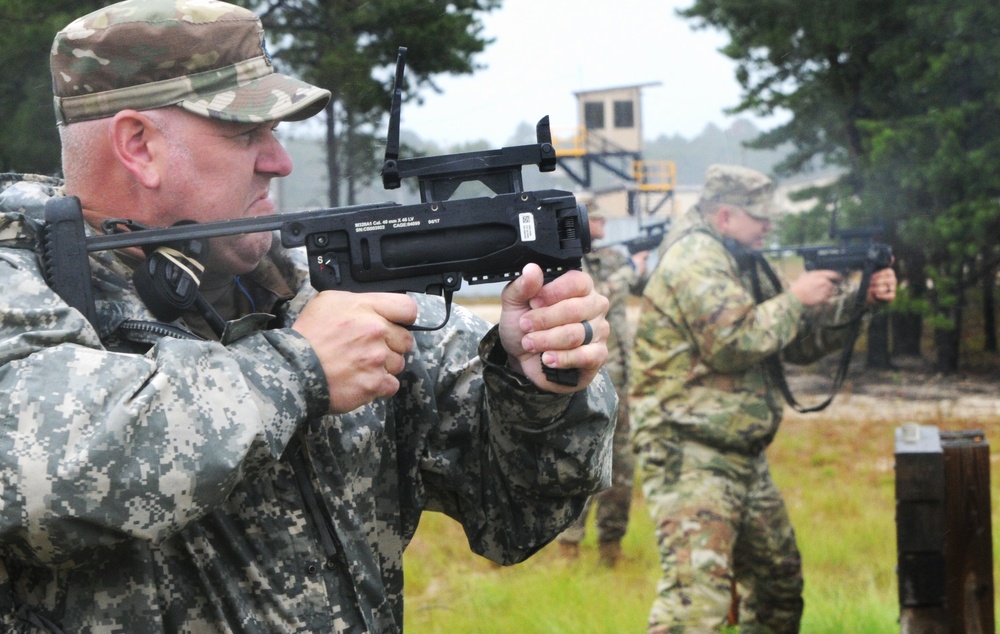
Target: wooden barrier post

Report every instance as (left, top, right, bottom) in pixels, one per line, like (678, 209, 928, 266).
(896, 423, 948, 632)
(940, 430, 994, 634)
(895, 424, 994, 633)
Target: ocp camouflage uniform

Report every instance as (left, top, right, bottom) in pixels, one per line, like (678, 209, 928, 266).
(0, 175, 617, 633)
(559, 246, 642, 547)
(630, 207, 863, 633)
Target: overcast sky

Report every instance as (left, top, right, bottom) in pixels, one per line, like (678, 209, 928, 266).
(399, 0, 782, 147)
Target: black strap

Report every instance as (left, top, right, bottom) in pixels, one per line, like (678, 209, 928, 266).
(740, 246, 869, 413)
(15, 604, 67, 634)
(286, 436, 340, 562)
(40, 196, 99, 327)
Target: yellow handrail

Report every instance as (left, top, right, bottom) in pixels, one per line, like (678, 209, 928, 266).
(633, 160, 676, 192)
(553, 128, 676, 193)
(552, 126, 588, 158)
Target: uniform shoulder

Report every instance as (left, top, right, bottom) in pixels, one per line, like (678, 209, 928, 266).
(0, 174, 65, 220)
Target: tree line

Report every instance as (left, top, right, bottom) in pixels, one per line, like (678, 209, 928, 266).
(1, 0, 997, 372)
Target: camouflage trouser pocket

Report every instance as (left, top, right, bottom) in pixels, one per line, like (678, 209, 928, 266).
(635, 433, 682, 492)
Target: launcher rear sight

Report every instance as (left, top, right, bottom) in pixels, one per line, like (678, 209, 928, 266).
(380, 46, 559, 203)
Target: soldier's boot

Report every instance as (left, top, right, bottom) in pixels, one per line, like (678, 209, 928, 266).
(558, 542, 580, 560)
(597, 541, 622, 568)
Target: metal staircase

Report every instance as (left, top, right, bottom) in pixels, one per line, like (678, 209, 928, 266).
(552, 126, 675, 216)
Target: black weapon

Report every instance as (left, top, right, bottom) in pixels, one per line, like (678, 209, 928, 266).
(751, 225, 893, 412)
(39, 47, 590, 386)
(764, 225, 892, 275)
(604, 219, 670, 255)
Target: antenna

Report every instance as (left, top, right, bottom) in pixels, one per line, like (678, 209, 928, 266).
(381, 46, 407, 190)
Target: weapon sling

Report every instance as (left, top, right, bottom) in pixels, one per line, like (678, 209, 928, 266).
(744, 251, 872, 413)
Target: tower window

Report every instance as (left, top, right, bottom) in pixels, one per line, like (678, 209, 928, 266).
(584, 101, 605, 129)
(614, 100, 634, 128)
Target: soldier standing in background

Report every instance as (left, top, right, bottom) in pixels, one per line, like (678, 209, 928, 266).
(558, 205, 650, 568)
(630, 164, 897, 632)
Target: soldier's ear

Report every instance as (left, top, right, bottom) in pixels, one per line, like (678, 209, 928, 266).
(108, 110, 163, 189)
(714, 205, 734, 231)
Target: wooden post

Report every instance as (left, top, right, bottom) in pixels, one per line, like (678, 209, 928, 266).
(940, 430, 994, 634)
(896, 423, 948, 632)
(895, 424, 994, 633)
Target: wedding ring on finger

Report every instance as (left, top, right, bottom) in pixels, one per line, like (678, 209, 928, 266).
(580, 320, 593, 346)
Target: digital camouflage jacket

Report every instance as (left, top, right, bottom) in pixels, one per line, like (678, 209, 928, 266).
(0, 174, 616, 633)
(630, 208, 862, 455)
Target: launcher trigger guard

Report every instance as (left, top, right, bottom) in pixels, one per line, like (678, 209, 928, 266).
(407, 289, 454, 332)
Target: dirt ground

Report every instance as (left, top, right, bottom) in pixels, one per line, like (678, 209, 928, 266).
(781, 353, 1000, 423)
(458, 299, 1000, 423)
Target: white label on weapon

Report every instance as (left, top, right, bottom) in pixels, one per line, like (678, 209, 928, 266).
(355, 216, 421, 233)
(518, 212, 537, 242)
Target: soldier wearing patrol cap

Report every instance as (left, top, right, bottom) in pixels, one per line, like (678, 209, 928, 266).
(0, 1, 617, 631)
(630, 164, 896, 632)
(557, 202, 650, 568)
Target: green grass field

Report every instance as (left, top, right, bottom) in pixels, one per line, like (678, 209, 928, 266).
(403, 413, 1000, 633)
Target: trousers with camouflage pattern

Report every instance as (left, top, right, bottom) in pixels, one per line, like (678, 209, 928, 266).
(637, 436, 803, 633)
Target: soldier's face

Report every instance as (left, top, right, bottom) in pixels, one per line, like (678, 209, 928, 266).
(152, 109, 294, 276)
(721, 206, 772, 249)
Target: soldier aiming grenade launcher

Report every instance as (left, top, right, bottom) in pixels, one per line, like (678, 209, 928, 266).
(40, 47, 591, 386)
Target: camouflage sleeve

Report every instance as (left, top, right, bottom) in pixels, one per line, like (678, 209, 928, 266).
(408, 300, 616, 565)
(612, 250, 650, 298)
(590, 247, 640, 298)
(782, 279, 870, 364)
(0, 249, 329, 567)
(650, 233, 806, 374)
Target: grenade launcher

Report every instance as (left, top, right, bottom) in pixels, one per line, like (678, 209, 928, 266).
(40, 47, 590, 385)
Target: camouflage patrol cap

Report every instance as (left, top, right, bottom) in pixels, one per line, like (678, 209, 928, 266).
(51, 0, 331, 125)
(698, 163, 776, 220)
